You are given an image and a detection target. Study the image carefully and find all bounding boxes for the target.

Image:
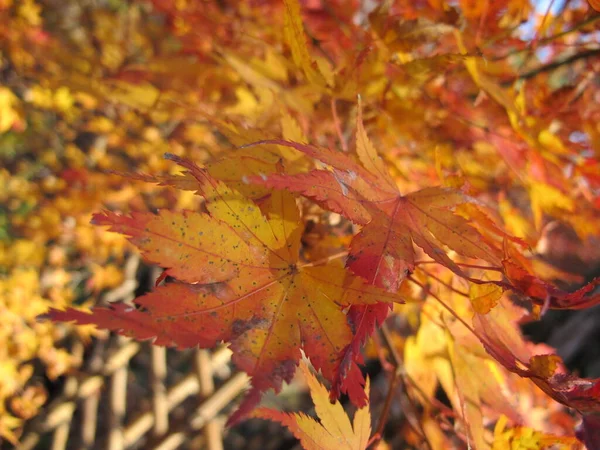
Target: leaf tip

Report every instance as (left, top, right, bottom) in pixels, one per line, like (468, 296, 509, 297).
(35, 312, 51, 323)
(90, 211, 110, 226)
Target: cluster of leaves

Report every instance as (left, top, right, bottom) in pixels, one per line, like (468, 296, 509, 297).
(2, 0, 600, 447)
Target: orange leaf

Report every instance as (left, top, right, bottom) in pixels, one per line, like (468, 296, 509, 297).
(47, 156, 403, 423)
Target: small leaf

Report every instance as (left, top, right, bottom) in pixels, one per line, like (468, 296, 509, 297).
(469, 283, 503, 314)
(254, 361, 372, 450)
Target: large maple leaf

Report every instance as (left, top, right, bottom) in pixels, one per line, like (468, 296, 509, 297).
(254, 361, 372, 450)
(247, 102, 506, 404)
(46, 155, 403, 423)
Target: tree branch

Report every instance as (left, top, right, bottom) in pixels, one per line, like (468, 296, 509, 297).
(499, 47, 600, 86)
(517, 48, 600, 80)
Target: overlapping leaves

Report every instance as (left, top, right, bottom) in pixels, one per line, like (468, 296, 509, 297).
(47, 155, 404, 422)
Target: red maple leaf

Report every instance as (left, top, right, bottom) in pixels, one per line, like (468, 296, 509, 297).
(247, 102, 508, 402)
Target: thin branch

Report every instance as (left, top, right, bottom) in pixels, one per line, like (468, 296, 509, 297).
(367, 324, 433, 450)
(490, 14, 600, 61)
(299, 250, 348, 268)
(416, 267, 470, 298)
(368, 367, 400, 449)
(408, 276, 481, 340)
(513, 48, 600, 82)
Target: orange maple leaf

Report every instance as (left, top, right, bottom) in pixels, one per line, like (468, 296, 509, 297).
(254, 361, 372, 450)
(46, 155, 403, 423)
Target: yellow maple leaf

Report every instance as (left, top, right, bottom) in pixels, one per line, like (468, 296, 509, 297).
(493, 415, 582, 450)
(283, 0, 326, 87)
(469, 283, 503, 315)
(254, 361, 372, 450)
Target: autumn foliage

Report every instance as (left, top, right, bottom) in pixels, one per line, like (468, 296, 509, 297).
(3, 0, 600, 448)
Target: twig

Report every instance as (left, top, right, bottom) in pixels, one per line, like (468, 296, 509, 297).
(513, 48, 600, 82)
(514, 0, 558, 73)
(367, 368, 400, 449)
(416, 267, 470, 297)
(368, 323, 433, 450)
(490, 14, 600, 61)
(300, 250, 348, 268)
(408, 276, 481, 339)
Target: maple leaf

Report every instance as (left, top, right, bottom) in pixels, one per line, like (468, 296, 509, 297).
(46, 155, 403, 423)
(246, 100, 506, 403)
(254, 361, 372, 450)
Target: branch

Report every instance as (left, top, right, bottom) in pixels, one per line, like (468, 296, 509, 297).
(515, 48, 600, 81)
(490, 14, 600, 61)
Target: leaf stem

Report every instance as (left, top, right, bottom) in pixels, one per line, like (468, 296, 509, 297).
(513, 48, 600, 82)
(299, 250, 348, 268)
(368, 324, 433, 450)
(368, 365, 399, 449)
(416, 267, 470, 298)
(408, 276, 482, 340)
(414, 260, 503, 272)
(490, 14, 600, 61)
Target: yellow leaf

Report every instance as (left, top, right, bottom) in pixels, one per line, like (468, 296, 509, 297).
(469, 283, 503, 314)
(281, 111, 306, 143)
(89, 263, 124, 292)
(448, 339, 492, 450)
(254, 361, 372, 450)
(529, 182, 574, 230)
(280, 112, 309, 162)
(53, 86, 75, 114)
(223, 52, 281, 91)
(224, 87, 260, 116)
(0, 410, 21, 445)
(283, 0, 325, 86)
(538, 130, 569, 156)
(355, 96, 396, 188)
(101, 81, 160, 110)
(316, 56, 335, 87)
(17, 0, 41, 26)
(493, 415, 582, 450)
(454, 30, 519, 117)
(528, 354, 562, 379)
